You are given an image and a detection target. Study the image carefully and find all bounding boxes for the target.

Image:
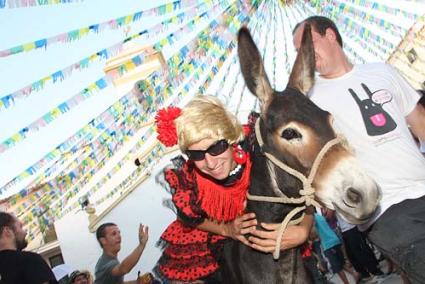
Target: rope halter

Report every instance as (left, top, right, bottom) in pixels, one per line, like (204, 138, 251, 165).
(248, 118, 344, 259)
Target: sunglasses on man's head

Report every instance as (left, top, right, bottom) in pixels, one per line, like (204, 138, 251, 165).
(185, 139, 229, 161)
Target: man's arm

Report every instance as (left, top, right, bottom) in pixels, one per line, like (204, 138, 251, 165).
(111, 224, 149, 277)
(407, 103, 425, 141)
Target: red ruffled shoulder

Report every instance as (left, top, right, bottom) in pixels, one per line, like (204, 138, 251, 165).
(164, 161, 206, 227)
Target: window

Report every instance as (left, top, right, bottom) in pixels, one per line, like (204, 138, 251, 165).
(49, 253, 64, 267)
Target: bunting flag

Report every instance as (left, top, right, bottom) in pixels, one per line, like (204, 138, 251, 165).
(278, 4, 292, 75)
(233, 0, 270, 115)
(331, 0, 406, 38)
(215, 0, 267, 105)
(343, 0, 421, 21)
(0, 77, 113, 154)
(1, 0, 83, 9)
(0, 0, 227, 112)
(271, 0, 277, 88)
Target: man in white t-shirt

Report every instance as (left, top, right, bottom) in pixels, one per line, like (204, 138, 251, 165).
(293, 16, 425, 283)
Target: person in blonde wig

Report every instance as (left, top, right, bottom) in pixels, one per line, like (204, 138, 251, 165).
(154, 95, 312, 283)
(176, 95, 244, 152)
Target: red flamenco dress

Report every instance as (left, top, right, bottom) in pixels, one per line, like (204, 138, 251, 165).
(156, 155, 252, 282)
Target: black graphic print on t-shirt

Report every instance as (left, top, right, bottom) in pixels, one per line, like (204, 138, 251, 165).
(348, 83, 397, 136)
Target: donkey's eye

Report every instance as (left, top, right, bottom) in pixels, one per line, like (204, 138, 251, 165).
(281, 128, 302, 140)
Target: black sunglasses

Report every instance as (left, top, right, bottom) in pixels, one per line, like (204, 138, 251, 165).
(185, 139, 229, 161)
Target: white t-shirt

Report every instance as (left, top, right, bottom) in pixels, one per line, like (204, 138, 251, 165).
(309, 63, 425, 230)
(420, 140, 425, 153)
(336, 213, 355, 233)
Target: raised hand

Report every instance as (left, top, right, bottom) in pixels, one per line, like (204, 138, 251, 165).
(138, 224, 149, 246)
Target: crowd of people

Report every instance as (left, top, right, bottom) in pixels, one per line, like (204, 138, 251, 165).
(303, 208, 387, 284)
(0, 15, 424, 284)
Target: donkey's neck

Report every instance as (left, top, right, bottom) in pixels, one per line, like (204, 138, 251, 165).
(247, 150, 303, 223)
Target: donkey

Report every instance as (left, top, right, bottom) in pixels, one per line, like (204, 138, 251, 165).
(221, 25, 381, 283)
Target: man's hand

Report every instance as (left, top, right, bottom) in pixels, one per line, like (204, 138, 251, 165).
(112, 224, 150, 278)
(247, 215, 313, 253)
(225, 213, 257, 246)
(138, 224, 149, 247)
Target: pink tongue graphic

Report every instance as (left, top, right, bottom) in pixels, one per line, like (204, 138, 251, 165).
(369, 113, 386, 126)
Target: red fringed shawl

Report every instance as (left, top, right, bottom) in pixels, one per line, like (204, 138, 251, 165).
(196, 157, 252, 222)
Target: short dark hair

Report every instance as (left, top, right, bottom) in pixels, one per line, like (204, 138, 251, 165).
(293, 16, 343, 48)
(96, 222, 117, 248)
(0, 212, 15, 236)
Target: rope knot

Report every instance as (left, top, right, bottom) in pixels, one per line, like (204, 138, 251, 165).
(305, 195, 314, 206)
(299, 184, 315, 196)
(300, 184, 315, 206)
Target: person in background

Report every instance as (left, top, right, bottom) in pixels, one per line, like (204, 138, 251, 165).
(69, 270, 93, 284)
(314, 211, 359, 284)
(94, 222, 149, 284)
(302, 226, 328, 284)
(336, 214, 385, 282)
(0, 211, 58, 284)
(293, 16, 425, 283)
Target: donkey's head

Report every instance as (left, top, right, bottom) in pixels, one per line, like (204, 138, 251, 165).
(237, 25, 381, 224)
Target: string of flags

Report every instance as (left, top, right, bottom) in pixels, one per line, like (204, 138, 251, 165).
(0, 0, 210, 52)
(214, 0, 267, 105)
(1, 0, 83, 9)
(343, 0, 421, 21)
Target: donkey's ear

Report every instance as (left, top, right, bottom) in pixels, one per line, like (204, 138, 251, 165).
(287, 23, 315, 95)
(238, 26, 274, 112)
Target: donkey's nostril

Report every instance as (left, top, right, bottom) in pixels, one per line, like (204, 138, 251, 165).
(346, 187, 362, 205)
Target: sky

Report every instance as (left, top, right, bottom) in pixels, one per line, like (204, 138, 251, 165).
(0, 0, 424, 200)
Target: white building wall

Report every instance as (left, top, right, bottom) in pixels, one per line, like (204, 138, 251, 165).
(55, 152, 177, 281)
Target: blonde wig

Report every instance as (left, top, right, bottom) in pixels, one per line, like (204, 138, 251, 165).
(176, 95, 244, 151)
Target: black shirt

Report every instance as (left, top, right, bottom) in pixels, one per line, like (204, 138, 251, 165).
(0, 250, 58, 284)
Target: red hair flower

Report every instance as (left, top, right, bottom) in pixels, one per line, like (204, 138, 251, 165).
(155, 107, 182, 147)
